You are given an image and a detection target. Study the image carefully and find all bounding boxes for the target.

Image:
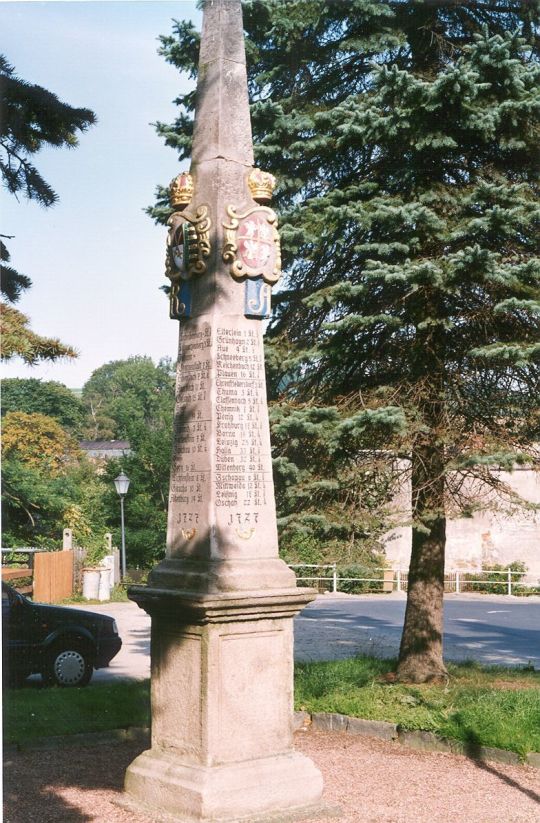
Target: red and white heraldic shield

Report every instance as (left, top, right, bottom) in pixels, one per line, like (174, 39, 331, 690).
(237, 212, 276, 275)
(223, 203, 281, 285)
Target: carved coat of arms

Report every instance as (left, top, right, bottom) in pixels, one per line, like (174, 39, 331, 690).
(165, 172, 211, 320)
(223, 188, 281, 319)
(165, 207, 211, 319)
(223, 206, 281, 285)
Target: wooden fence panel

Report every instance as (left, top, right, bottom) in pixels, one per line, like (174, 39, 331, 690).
(33, 551, 74, 603)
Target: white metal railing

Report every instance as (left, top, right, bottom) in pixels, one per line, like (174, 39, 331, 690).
(288, 564, 388, 594)
(287, 564, 538, 596)
(451, 568, 533, 597)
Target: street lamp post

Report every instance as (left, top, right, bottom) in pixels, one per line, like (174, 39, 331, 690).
(114, 472, 130, 580)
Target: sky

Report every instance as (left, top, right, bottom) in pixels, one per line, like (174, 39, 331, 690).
(1, 0, 202, 388)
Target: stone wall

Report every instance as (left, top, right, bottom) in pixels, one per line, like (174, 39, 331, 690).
(384, 467, 540, 583)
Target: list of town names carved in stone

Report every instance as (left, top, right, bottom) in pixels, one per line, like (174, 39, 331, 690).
(169, 323, 272, 528)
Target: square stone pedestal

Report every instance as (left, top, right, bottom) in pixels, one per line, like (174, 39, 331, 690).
(124, 587, 328, 823)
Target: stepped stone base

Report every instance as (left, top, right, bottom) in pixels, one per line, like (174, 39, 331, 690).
(125, 748, 325, 823)
(123, 584, 328, 823)
(146, 557, 298, 596)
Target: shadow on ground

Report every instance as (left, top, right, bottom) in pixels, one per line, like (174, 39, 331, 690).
(3, 741, 148, 823)
(459, 727, 540, 805)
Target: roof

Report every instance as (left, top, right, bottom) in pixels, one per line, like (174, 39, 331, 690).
(79, 440, 131, 450)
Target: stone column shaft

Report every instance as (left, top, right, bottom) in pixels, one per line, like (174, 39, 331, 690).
(124, 3, 328, 820)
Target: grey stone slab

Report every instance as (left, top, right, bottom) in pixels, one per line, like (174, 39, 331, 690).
(192, 1, 253, 165)
(398, 729, 462, 754)
(192, 61, 254, 165)
(525, 751, 540, 768)
(347, 716, 398, 741)
(293, 711, 311, 730)
(311, 712, 349, 732)
(471, 746, 522, 766)
(398, 730, 525, 766)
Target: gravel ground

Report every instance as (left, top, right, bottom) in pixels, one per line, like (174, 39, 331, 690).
(3, 731, 539, 823)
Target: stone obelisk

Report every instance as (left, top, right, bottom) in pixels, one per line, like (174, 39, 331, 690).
(124, 2, 325, 820)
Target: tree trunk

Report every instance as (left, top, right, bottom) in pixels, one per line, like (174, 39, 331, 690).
(397, 438, 448, 683)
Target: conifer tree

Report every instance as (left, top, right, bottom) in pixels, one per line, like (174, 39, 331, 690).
(0, 55, 95, 358)
(153, 1, 540, 683)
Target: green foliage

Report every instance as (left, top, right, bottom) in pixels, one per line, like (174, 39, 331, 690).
(270, 401, 393, 564)
(82, 535, 109, 568)
(1, 443, 109, 550)
(156, 4, 540, 519)
(1, 411, 81, 475)
(335, 565, 384, 594)
(0, 304, 77, 364)
(290, 563, 385, 593)
(1, 357, 175, 566)
(81, 357, 176, 568)
(463, 561, 529, 595)
(0, 54, 96, 206)
(0, 352, 175, 564)
(157, 1, 540, 483)
(104, 463, 168, 569)
(5, 659, 539, 758)
(0, 240, 31, 303)
(2, 456, 76, 546)
(81, 356, 175, 442)
(1, 378, 85, 434)
(0, 404, 111, 550)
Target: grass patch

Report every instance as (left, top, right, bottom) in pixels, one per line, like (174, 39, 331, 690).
(58, 585, 130, 606)
(3, 680, 150, 744)
(294, 657, 540, 757)
(4, 658, 539, 758)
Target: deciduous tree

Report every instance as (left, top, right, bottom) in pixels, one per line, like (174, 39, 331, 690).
(81, 356, 175, 442)
(81, 357, 176, 568)
(1, 377, 85, 434)
(1, 411, 81, 475)
(1, 411, 92, 546)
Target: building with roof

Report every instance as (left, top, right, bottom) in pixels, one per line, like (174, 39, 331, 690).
(79, 440, 131, 461)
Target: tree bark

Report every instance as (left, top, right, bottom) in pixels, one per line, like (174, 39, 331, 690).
(397, 281, 448, 683)
(397, 430, 448, 683)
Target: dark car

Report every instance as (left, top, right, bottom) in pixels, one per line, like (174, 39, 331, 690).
(2, 582, 122, 687)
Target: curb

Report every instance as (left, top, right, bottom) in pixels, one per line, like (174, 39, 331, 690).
(6, 717, 539, 770)
(296, 711, 539, 768)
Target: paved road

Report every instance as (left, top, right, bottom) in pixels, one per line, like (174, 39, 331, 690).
(81, 593, 540, 683)
(296, 593, 540, 668)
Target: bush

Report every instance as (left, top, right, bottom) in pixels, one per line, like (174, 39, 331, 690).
(290, 562, 334, 591)
(337, 565, 383, 594)
(463, 562, 527, 595)
(288, 560, 385, 593)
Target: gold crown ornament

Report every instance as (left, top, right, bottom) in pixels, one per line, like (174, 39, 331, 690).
(248, 168, 276, 204)
(169, 172, 194, 210)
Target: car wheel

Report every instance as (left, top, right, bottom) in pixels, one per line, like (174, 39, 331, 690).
(43, 643, 94, 687)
